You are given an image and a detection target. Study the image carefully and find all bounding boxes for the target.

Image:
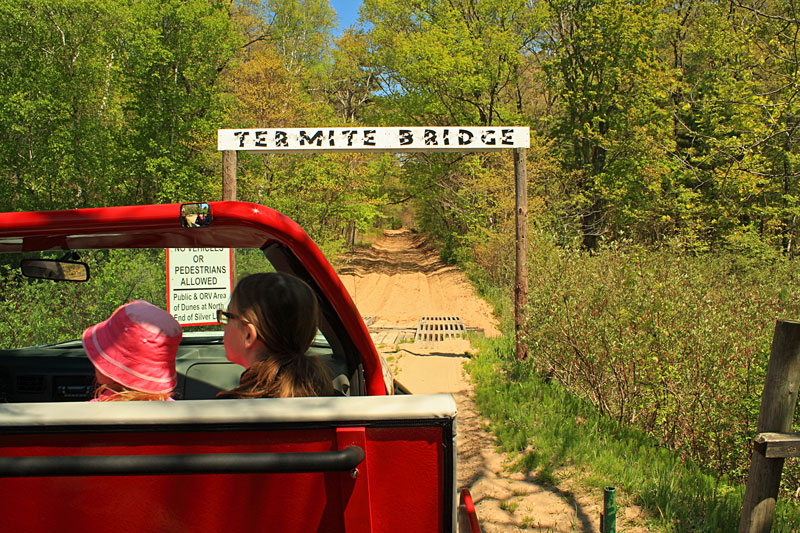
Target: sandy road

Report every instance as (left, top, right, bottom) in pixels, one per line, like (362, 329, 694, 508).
(337, 229, 499, 334)
(336, 229, 628, 532)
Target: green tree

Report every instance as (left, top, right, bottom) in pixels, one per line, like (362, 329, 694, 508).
(323, 30, 380, 123)
(678, 0, 800, 252)
(116, 0, 238, 204)
(235, 0, 335, 79)
(0, 0, 122, 211)
(0, 0, 238, 211)
(362, 0, 541, 125)
(543, 0, 673, 249)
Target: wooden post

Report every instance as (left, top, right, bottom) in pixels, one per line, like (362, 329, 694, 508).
(222, 150, 237, 201)
(513, 148, 529, 361)
(739, 319, 800, 533)
(222, 150, 237, 281)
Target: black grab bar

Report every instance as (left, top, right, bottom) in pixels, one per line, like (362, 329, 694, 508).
(0, 445, 365, 477)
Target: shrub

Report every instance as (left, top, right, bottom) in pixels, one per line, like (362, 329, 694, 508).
(521, 238, 800, 487)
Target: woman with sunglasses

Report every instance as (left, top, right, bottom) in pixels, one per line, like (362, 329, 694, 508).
(216, 272, 333, 399)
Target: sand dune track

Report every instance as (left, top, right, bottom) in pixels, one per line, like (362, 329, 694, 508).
(338, 229, 500, 334)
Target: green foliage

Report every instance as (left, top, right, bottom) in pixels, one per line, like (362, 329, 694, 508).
(519, 236, 800, 487)
(362, 0, 542, 125)
(366, 0, 800, 255)
(0, 0, 237, 211)
(4, 0, 800, 256)
(233, 151, 386, 253)
(0, 0, 121, 210)
(237, 0, 335, 78)
(116, 0, 238, 205)
(234, 248, 275, 281)
(359, 0, 546, 252)
(543, 0, 674, 249)
(468, 333, 800, 530)
(0, 249, 166, 348)
(324, 30, 380, 123)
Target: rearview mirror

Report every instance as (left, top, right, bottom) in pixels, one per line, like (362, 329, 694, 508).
(181, 203, 213, 228)
(21, 259, 89, 282)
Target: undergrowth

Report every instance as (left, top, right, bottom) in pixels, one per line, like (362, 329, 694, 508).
(455, 234, 800, 530)
(467, 333, 800, 531)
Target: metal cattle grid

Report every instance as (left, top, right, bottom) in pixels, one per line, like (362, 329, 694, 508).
(414, 316, 467, 342)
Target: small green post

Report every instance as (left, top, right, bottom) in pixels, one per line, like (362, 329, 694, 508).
(602, 486, 616, 533)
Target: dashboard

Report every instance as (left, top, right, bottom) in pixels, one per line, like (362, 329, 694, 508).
(0, 333, 351, 402)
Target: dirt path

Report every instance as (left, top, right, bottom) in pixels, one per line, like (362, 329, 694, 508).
(337, 229, 623, 532)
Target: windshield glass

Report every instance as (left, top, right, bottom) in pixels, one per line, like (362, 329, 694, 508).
(0, 246, 352, 402)
(0, 248, 275, 349)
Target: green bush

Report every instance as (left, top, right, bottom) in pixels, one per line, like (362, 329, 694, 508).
(0, 249, 167, 348)
(468, 335, 800, 530)
(521, 236, 800, 487)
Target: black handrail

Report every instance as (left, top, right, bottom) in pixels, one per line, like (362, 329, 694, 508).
(0, 445, 364, 477)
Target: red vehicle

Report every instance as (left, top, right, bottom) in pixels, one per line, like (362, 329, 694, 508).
(0, 201, 480, 532)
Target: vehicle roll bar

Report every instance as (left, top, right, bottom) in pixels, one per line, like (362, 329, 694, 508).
(0, 445, 365, 477)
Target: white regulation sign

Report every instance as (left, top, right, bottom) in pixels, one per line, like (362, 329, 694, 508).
(166, 248, 234, 326)
(218, 126, 530, 153)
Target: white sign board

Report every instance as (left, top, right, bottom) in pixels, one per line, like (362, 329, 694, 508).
(166, 248, 234, 326)
(217, 126, 530, 153)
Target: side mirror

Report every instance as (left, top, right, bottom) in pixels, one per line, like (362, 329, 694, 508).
(21, 259, 89, 282)
(181, 203, 213, 228)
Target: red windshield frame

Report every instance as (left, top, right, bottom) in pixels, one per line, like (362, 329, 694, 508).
(0, 201, 386, 395)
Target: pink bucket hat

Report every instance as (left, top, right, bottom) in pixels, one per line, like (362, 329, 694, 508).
(82, 300, 182, 394)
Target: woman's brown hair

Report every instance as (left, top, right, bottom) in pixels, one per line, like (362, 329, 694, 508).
(218, 272, 333, 399)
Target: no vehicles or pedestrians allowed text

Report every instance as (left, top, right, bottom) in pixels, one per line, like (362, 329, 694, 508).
(166, 248, 234, 326)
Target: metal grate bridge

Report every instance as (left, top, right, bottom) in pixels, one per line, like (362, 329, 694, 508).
(414, 316, 467, 342)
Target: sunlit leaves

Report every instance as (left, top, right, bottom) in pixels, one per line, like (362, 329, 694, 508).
(362, 0, 544, 125)
(0, 0, 237, 210)
(543, 0, 674, 247)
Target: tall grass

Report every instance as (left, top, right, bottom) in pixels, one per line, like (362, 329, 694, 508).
(468, 334, 800, 530)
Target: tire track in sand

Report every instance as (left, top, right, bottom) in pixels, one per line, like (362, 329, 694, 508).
(338, 229, 499, 334)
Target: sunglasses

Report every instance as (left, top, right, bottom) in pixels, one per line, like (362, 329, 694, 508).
(217, 309, 244, 325)
(217, 309, 267, 344)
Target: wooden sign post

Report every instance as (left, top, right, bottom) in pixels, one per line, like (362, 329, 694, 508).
(222, 150, 236, 201)
(514, 147, 528, 360)
(739, 319, 800, 532)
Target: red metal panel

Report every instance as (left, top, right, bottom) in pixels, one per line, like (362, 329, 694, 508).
(0, 430, 344, 533)
(0, 425, 447, 532)
(337, 427, 374, 533)
(365, 426, 446, 531)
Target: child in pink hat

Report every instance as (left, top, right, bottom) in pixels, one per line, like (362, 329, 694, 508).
(82, 300, 183, 401)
